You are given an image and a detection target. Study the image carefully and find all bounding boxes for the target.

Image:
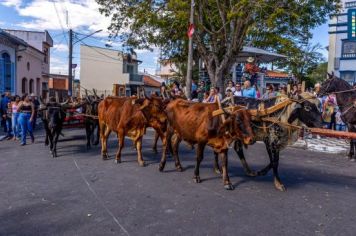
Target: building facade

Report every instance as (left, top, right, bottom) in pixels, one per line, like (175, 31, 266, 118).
(0, 30, 27, 94)
(4, 29, 53, 96)
(80, 45, 143, 96)
(328, 0, 356, 84)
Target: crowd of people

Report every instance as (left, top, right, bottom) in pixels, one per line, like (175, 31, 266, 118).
(0, 92, 40, 145)
(160, 77, 356, 133)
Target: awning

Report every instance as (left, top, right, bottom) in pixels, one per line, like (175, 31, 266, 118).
(236, 46, 287, 63)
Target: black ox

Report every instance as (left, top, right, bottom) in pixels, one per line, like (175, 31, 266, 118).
(215, 93, 323, 191)
(39, 97, 67, 158)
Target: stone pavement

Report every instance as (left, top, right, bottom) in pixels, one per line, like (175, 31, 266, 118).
(292, 136, 351, 155)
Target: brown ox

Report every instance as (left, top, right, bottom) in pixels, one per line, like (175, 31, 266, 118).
(159, 99, 254, 190)
(98, 96, 167, 166)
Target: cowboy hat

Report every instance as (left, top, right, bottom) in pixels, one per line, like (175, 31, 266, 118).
(247, 57, 255, 63)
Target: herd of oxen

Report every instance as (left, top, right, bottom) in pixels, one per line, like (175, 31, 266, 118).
(37, 74, 356, 191)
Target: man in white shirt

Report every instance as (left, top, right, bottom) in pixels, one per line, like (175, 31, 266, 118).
(234, 83, 243, 97)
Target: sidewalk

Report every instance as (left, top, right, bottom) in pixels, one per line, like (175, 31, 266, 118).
(292, 136, 350, 154)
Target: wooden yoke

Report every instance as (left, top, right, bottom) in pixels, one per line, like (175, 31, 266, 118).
(216, 95, 226, 123)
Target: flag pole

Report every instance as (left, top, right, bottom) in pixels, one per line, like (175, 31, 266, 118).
(186, 0, 195, 99)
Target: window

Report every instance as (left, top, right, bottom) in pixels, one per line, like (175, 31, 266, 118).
(126, 64, 134, 74)
(342, 41, 356, 58)
(29, 79, 34, 94)
(44, 48, 48, 63)
(27, 62, 30, 71)
(340, 71, 356, 84)
(22, 78, 28, 94)
(345, 1, 356, 8)
(2, 52, 12, 91)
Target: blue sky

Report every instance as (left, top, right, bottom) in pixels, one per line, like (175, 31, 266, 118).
(0, 0, 329, 78)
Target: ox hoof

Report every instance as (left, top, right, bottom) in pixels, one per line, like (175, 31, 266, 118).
(176, 165, 184, 172)
(102, 154, 109, 160)
(193, 176, 201, 183)
(138, 161, 146, 167)
(152, 148, 158, 154)
(246, 171, 257, 177)
(350, 157, 356, 162)
(274, 182, 286, 192)
(159, 162, 166, 172)
(214, 168, 222, 175)
(115, 159, 121, 164)
(224, 183, 234, 190)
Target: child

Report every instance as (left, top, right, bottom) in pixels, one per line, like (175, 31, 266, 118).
(335, 107, 346, 131)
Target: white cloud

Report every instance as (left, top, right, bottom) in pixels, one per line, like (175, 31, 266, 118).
(1, 0, 22, 9)
(53, 43, 68, 52)
(15, 0, 112, 35)
(50, 56, 67, 75)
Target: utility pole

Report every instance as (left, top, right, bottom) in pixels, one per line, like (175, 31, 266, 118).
(186, 0, 195, 99)
(68, 29, 73, 96)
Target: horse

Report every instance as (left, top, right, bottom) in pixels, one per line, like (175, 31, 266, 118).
(319, 73, 356, 161)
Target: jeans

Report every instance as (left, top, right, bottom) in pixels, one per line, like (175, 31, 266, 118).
(4, 117, 12, 137)
(335, 124, 346, 131)
(323, 122, 331, 129)
(19, 113, 33, 144)
(12, 113, 20, 138)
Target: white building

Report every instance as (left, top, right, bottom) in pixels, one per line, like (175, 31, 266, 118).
(3, 29, 53, 96)
(328, 0, 356, 84)
(80, 45, 143, 96)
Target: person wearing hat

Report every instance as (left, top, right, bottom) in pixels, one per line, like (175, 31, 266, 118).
(244, 57, 260, 86)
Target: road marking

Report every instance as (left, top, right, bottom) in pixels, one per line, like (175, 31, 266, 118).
(72, 159, 130, 236)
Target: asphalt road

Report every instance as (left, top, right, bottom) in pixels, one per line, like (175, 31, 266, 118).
(0, 128, 355, 236)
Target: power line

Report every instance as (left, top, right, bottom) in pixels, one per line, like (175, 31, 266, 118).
(50, 0, 68, 45)
(80, 41, 123, 62)
(59, 0, 71, 28)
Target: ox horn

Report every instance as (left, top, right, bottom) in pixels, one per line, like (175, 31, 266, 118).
(92, 89, 99, 99)
(60, 99, 69, 106)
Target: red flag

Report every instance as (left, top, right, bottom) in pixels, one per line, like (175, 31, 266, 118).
(187, 23, 195, 38)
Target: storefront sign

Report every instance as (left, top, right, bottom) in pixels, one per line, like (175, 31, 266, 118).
(348, 9, 356, 39)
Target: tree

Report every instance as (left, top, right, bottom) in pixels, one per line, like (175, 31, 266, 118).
(96, 0, 340, 90)
(306, 61, 328, 86)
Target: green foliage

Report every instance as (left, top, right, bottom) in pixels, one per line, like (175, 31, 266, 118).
(306, 61, 328, 87)
(96, 0, 340, 87)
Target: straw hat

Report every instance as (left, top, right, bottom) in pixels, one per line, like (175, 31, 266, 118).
(247, 57, 255, 63)
(30, 93, 36, 97)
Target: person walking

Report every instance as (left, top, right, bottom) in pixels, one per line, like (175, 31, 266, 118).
(31, 94, 40, 130)
(11, 95, 21, 140)
(1, 92, 12, 138)
(18, 94, 35, 146)
(335, 107, 346, 131)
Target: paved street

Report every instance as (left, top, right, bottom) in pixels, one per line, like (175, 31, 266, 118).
(0, 128, 356, 236)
